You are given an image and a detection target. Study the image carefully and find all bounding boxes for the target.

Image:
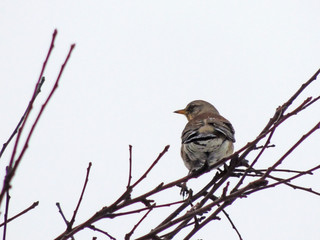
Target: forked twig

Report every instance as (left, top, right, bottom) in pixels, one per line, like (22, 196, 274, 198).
(54, 146, 170, 240)
(261, 122, 320, 180)
(0, 35, 75, 206)
(131, 145, 170, 188)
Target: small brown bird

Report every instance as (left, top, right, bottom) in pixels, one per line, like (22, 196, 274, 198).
(174, 100, 235, 172)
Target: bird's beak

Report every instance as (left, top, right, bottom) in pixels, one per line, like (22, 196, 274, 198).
(174, 109, 186, 115)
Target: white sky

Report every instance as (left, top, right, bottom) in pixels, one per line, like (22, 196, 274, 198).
(1, 1, 320, 239)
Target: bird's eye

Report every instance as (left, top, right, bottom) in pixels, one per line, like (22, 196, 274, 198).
(188, 104, 198, 112)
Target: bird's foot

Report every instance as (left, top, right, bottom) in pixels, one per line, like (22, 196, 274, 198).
(177, 182, 192, 198)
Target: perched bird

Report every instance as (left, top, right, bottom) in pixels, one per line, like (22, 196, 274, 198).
(174, 100, 235, 172)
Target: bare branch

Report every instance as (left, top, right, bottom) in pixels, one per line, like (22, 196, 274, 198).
(125, 204, 155, 240)
(246, 164, 320, 196)
(0, 77, 45, 159)
(8, 29, 57, 167)
(131, 145, 170, 188)
(0, 37, 76, 206)
(68, 162, 92, 229)
(262, 122, 320, 180)
(46, 67, 319, 239)
(127, 145, 133, 189)
(55, 203, 75, 240)
(56, 203, 70, 226)
(2, 189, 10, 240)
(89, 225, 116, 240)
(221, 209, 243, 240)
(0, 201, 39, 227)
(54, 146, 170, 240)
(113, 200, 184, 218)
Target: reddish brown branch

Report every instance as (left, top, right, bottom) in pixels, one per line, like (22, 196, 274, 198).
(2, 189, 10, 240)
(0, 77, 45, 159)
(55, 203, 75, 240)
(232, 129, 276, 192)
(228, 68, 320, 163)
(54, 146, 170, 240)
(0, 31, 56, 207)
(127, 145, 133, 189)
(53, 68, 320, 240)
(113, 200, 184, 218)
(125, 204, 155, 240)
(221, 208, 243, 240)
(68, 162, 92, 230)
(89, 225, 116, 240)
(233, 169, 320, 196)
(246, 164, 320, 196)
(131, 145, 170, 188)
(262, 122, 320, 180)
(56, 202, 69, 226)
(0, 36, 75, 206)
(0, 201, 39, 228)
(8, 30, 57, 167)
(184, 201, 231, 240)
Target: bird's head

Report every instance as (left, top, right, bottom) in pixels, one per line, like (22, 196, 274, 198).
(174, 100, 219, 121)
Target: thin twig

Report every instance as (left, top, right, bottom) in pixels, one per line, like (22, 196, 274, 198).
(2, 189, 10, 240)
(69, 162, 92, 229)
(113, 200, 184, 217)
(221, 209, 243, 240)
(54, 146, 170, 240)
(283, 68, 320, 111)
(253, 144, 275, 150)
(0, 77, 45, 159)
(262, 122, 320, 180)
(89, 225, 116, 240)
(56, 203, 70, 226)
(55, 203, 75, 240)
(183, 201, 231, 240)
(0, 201, 39, 227)
(232, 129, 275, 192)
(125, 204, 155, 240)
(229, 68, 320, 162)
(131, 145, 170, 188)
(239, 168, 313, 174)
(0, 36, 75, 206)
(127, 145, 133, 189)
(109, 145, 170, 211)
(7, 29, 58, 167)
(246, 164, 320, 196)
(302, 95, 320, 110)
(268, 174, 320, 196)
(233, 168, 320, 196)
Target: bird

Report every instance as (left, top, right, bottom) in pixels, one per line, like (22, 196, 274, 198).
(174, 100, 235, 172)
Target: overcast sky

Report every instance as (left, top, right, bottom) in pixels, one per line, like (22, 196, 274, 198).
(1, 1, 320, 239)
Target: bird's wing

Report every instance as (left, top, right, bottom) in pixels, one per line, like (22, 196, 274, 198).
(207, 116, 235, 142)
(181, 120, 201, 143)
(181, 114, 235, 144)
